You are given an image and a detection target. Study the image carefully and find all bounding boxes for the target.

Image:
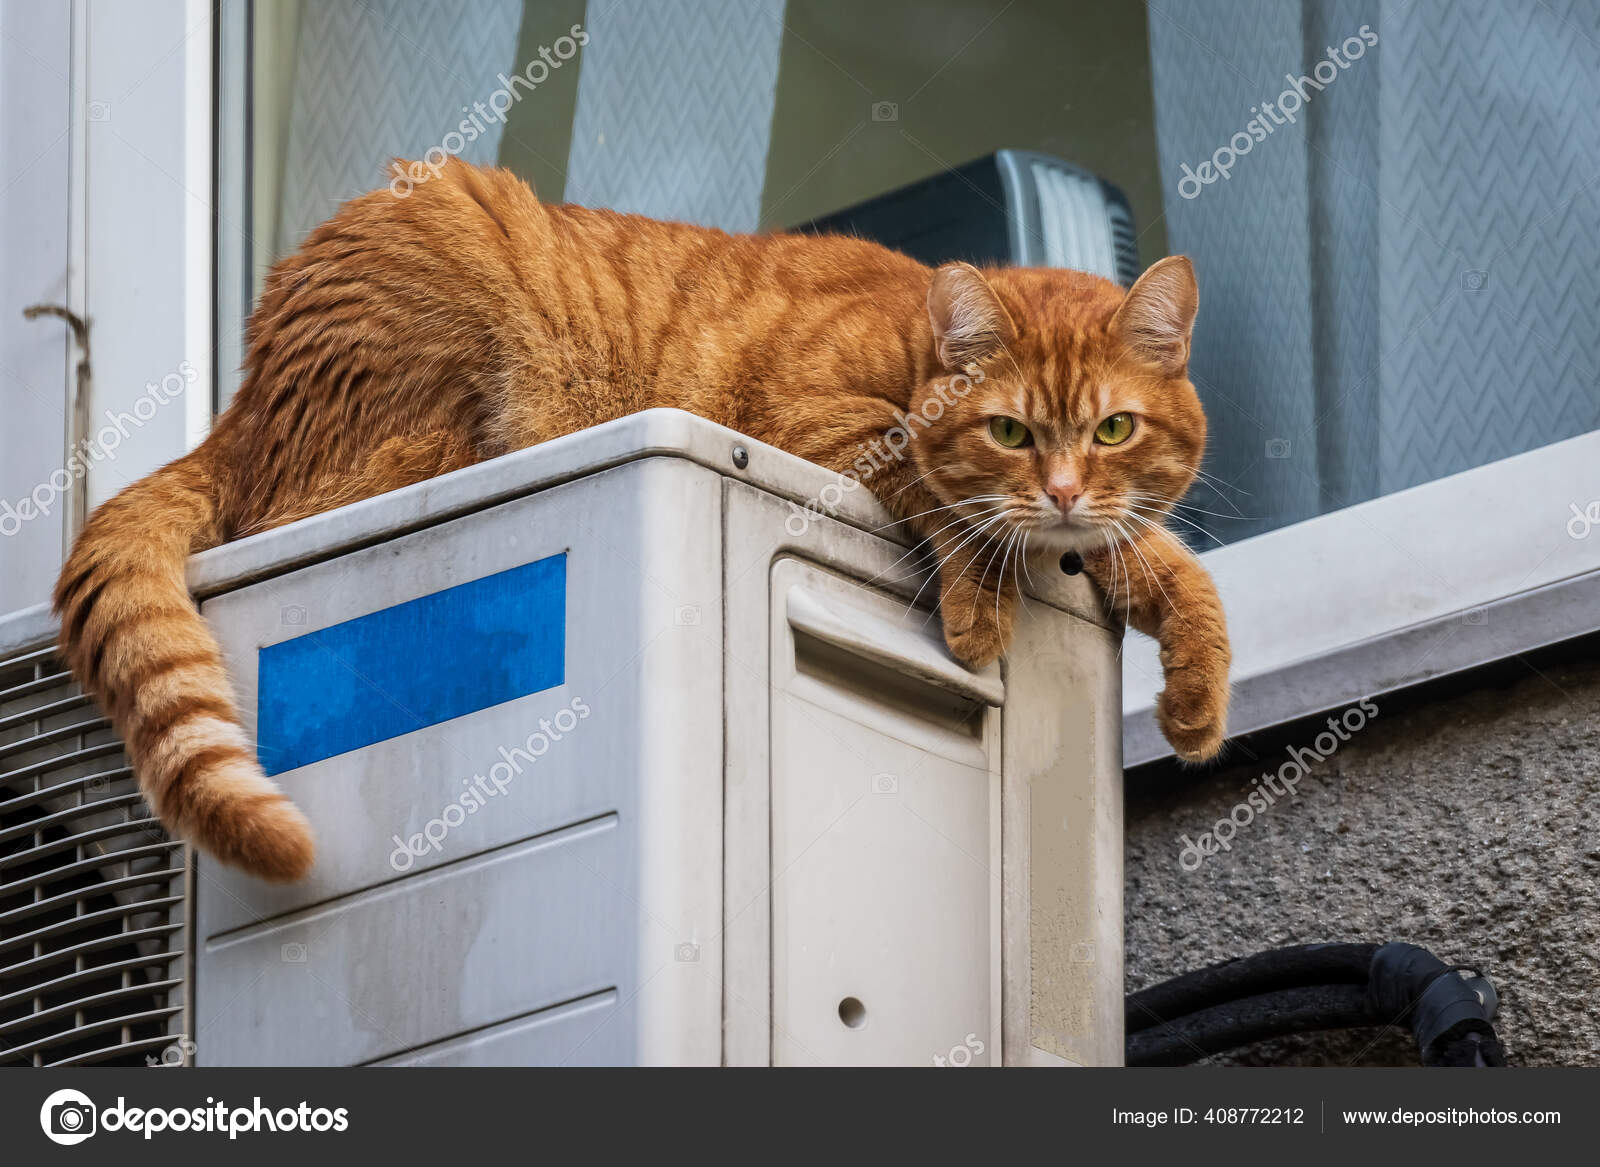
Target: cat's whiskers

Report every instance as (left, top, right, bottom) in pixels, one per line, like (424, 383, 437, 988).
(944, 507, 1021, 588)
(1098, 528, 1134, 644)
(919, 504, 1027, 633)
(998, 524, 1026, 633)
(976, 520, 1026, 634)
(1122, 490, 1255, 524)
(871, 493, 1010, 532)
(1110, 515, 1182, 619)
(990, 525, 1017, 634)
(1018, 528, 1037, 596)
(866, 500, 1014, 588)
(1114, 534, 1129, 616)
(906, 507, 1016, 621)
(965, 525, 1012, 635)
(1117, 512, 1206, 609)
(1106, 518, 1145, 602)
(1098, 530, 1128, 657)
(1176, 462, 1252, 513)
(1119, 500, 1227, 549)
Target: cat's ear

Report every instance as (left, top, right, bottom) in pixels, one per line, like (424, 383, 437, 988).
(1111, 256, 1198, 375)
(928, 262, 1017, 369)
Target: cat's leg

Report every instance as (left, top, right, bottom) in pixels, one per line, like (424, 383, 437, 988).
(1083, 527, 1229, 761)
(773, 405, 1026, 667)
(925, 520, 1021, 668)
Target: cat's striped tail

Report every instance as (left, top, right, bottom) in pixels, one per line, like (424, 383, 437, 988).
(52, 450, 315, 882)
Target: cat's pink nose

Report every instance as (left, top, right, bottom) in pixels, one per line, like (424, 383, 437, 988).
(1045, 477, 1083, 514)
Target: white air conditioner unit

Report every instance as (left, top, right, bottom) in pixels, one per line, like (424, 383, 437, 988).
(0, 409, 1123, 1067)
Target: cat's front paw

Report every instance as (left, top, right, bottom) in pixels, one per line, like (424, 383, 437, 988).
(1156, 637, 1230, 762)
(941, 601, 1013, 669)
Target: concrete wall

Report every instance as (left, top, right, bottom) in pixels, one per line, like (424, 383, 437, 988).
(1125, 648, 1600, 1067)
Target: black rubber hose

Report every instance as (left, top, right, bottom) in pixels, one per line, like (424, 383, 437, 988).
(1125, 941, 1507, 1067)
(1126, 943, 1378, 1035)
(1366, 941, 1506, 1067)
(1126, 984, 1375, 1066)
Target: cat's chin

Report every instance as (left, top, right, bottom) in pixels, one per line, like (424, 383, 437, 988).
(1025, 520, 1118, 555)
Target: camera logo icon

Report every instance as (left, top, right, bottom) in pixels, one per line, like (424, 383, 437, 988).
(146, 1037, 197, 1067)
(674, 941, 700, 962)
(40, 1088, 97, 1145)
(1567, 500, 1600, 540)
(871, 100, 899, 122)
(280, 604, 308, 627)
(281, 941, 308, 963)
(1462, 269, 1488, 291)
(1265, 438, 1291, 459)
(871, 772, 898, 794)
(674, 605, 700, 626)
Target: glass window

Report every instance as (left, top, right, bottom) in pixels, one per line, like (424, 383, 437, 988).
(225, 0, 1598, 545)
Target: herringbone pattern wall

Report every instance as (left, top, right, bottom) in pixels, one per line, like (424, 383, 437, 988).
(1148, 0, 1322, 537)
(564, 0, 787, 232)
(1376, 0, 1600, 492)
(277, 0, 523, 254)
(1150, 0, 1600, 539)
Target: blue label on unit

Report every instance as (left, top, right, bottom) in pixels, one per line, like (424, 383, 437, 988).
(256, 553, 567, 775)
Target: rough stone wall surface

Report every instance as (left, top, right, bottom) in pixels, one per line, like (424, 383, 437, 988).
(1125, 654, 1600, 1067)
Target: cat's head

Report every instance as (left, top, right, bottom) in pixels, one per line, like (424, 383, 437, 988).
(908, 257, 1206, 554)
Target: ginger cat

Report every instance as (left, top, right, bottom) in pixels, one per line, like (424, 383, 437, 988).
(54, 160, 1229, 882)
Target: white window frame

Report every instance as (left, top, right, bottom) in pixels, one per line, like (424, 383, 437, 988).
(0, 0, 74, 615)
(77, 0, 214, 513)
(1123, 430, 1600, 765)
(0, 0, 212, 621)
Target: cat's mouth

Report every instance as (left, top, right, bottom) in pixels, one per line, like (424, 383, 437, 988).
(1012, 505, 1120, 553)
(1017, 492, 1190, 553)
(944, 496, 1148, 554)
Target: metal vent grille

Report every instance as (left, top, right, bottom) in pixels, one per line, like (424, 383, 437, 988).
(1106, 198, 1141, 289)
(1031, 158, 1118, 281)
(0, 632, 188, 1067)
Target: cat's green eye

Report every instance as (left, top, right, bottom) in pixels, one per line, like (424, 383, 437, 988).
(989, 416, 1033, 448)
(1094, 412, 1136, 446)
